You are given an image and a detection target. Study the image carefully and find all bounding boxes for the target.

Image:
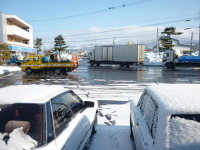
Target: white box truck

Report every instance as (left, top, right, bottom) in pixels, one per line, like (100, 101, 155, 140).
(88, 44, 145, 67)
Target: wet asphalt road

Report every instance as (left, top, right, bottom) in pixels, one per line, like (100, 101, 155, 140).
(0, 59, 200, 88)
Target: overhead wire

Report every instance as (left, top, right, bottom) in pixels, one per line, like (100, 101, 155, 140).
(34, 12, 198, 33)
(41, 16, 198, 40)
(27, 0, 153, 22)
(44, 32, 156, 43)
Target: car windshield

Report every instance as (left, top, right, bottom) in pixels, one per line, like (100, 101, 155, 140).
(0, 103, 43, 147)
(169, 114, 200, 149)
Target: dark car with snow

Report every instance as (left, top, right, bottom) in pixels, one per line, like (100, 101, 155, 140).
(130, 84, 200, 150)
(0, 85, 98, 150)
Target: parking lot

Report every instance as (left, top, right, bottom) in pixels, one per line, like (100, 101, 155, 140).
(0, 61, 200, 149)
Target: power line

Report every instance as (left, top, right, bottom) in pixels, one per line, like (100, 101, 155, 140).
(27, 0, 153, 22)
(40, 16, 198, 40)
(34, 13, 198, 33)
(44, 32, 156, 43)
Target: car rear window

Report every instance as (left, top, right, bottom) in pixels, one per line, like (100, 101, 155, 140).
(168, 115, 200, 149)
(0, 104, 44, 147)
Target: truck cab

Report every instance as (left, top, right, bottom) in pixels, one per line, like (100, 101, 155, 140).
(88, 50, 95, 66)
(162, 50, 177, 69)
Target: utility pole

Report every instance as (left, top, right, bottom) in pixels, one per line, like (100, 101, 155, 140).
(43, 41, 45, 52)
(190, 32, 193, 56)
(156, 28, 159, 53)
(199, 11, 200, 56)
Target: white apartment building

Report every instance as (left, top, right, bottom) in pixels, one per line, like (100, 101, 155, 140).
(153, 38, 194, 56)
(0, 12, 36, 56)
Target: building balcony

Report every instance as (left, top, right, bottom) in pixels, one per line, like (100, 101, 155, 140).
(6, 25, 32, 40)
(7, 41, 33, 48)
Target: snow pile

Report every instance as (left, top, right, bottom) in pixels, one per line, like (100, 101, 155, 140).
(144, 52, 163, 66)
(191, 51, 199, 56)
(168, 117, 200, 149)
(60, 53, 72, 61)
(0, 128, 37, 150)
(0, 133, 8, 150)
(0, 66, 21, 75)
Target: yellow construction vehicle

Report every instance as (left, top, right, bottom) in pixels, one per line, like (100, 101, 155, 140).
(21, 54, 79, 74)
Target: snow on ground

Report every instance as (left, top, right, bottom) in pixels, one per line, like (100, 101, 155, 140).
(66, 82, 156, 150)
(88, 104, 133, 150)
(0, 66, 21, 75)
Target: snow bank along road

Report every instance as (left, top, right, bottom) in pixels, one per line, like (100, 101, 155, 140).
(0, 66, 20, 75)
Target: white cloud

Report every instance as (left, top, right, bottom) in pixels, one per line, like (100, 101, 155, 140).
(40, 26, 198, 50)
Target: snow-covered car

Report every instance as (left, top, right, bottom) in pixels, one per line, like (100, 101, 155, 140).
(130, 84, 200, 150)
(0, 85, 98, 150)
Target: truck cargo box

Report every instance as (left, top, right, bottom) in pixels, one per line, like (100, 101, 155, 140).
(89, 44, 145, 67)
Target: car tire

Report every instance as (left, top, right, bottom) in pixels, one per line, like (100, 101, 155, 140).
(92, 113, 98, 135)
(25, 68, 32, 74)
(54, 68, 61, 75)
(130, 117, 134, 139)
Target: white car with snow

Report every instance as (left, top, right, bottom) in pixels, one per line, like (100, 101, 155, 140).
(0, 85, 98, 150)
(130, 84, 200, 150)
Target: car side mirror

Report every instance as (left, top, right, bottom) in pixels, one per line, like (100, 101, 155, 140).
(85, 101, 94, 108)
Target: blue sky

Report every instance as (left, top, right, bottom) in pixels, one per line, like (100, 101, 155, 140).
(1, 0, 200, 49)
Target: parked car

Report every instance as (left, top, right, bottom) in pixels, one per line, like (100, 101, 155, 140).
(130, 84, 200, 150)
(0, 85, 98, 150)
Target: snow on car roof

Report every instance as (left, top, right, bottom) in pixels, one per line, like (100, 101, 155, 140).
(145, 84, 200, 114)
(0, 85, 69, 104)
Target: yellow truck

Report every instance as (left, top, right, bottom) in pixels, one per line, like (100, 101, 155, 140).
(21, 54, 79, 74)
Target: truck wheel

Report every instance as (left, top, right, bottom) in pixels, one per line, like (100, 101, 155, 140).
(90, 61, 95, 66)
(62, 68, 67, 75)
(25, 68, 32, 74)
(54, 68, 61, 75)
(120, 63, 125, 67)
(171, 63, 175, 69)
(126, 64, 130, 67)
(166, 63, 171, 69)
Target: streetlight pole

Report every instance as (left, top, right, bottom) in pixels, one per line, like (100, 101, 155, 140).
(156, 28, 159, 53)
(113, 37, 115, 45)
(190, 32, 193, 56)
(199, 12, 200, 56)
